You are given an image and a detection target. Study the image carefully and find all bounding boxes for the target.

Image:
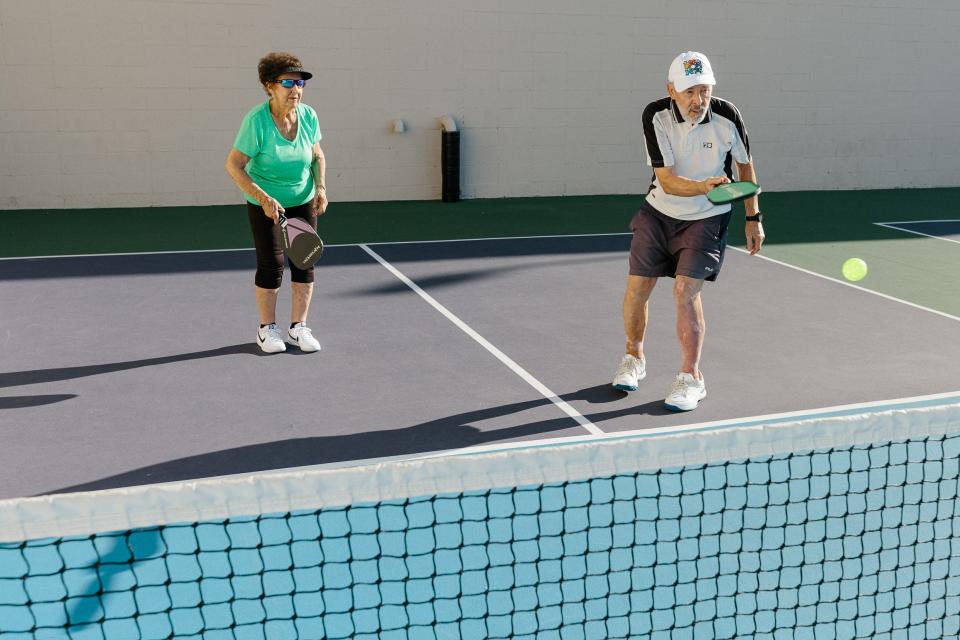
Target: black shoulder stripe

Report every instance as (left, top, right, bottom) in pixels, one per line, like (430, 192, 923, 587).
(710, 98, 750, 156)
(642, 97, 673, 168)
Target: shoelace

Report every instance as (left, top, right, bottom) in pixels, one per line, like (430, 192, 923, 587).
(670, 376, 692, 396)
(263, 325, 283, 342)
(617, 358, 637, 377)
(295, 325, 313, 341)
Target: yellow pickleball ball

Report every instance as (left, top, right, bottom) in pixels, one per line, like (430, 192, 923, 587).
(842, 258, 868, 282)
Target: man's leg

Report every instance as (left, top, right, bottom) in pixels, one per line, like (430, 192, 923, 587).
(613, 275, 657, 391)
(623, 275, 658, 358)
(673, 275, 705, 378)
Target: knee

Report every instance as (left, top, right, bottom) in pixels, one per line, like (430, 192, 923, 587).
(255, 266, 283, 289)
(290, 267, 314, 285)
(626, 276, 657, 302)
(673, 277, 702, 303)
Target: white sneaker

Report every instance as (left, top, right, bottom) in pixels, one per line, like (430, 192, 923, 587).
(288, 323, 321, 352)
(256, 323, 286, 353)
(664, 372, 706, 411)
(612, 354, 646, 391)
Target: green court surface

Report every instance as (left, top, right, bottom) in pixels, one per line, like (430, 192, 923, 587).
(2, 188, 958, 317)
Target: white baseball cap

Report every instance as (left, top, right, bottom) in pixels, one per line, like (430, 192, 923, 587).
(667, 51, 716, 92)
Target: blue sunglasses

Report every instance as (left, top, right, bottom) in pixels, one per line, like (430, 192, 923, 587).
(276, 79, 306, 88)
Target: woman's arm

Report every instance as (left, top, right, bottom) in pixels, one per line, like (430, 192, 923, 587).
(225, 148, 284, 221)
(311, 143, 328, 214)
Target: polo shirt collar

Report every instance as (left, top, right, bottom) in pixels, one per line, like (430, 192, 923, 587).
(671, 99, 713, 125)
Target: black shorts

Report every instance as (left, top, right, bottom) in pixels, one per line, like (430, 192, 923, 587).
(628, 200, 732, 281)
(247, 201, 316, 289)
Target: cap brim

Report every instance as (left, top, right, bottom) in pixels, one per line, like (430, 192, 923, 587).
(276, 66, 313, 81)
(672, 75, 716, 92)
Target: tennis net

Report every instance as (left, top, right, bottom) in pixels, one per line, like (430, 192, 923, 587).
(2, 400, 959, 639)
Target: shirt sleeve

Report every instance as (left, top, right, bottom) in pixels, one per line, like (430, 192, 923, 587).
(642, 104, 674, 168)
(233, 110, 261, 158)
(302, 104, 322, 145)
(727, 106, 751, 164)
(730, 123, 750, 164)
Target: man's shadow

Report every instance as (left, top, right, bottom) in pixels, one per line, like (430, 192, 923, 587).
(50, 383, 674, 494)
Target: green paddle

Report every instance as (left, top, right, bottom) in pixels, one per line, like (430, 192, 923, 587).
(706, 180, 760, 205)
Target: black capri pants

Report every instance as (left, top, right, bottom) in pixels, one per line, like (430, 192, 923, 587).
(247, 201, 317, 289)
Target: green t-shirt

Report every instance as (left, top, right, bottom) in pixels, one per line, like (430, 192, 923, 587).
(233, 101, 322, 208)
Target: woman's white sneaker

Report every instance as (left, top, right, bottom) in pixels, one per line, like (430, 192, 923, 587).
(288, 323, 321, 352)
(664, 372, 706, 411)
(612, 354, 646, 391)
(256, 323, 287, 353)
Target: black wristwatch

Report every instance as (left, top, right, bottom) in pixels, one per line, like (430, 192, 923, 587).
(745, 213, 763, 222)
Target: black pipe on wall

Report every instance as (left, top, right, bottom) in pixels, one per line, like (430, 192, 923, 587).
(441, 130, 460, 202)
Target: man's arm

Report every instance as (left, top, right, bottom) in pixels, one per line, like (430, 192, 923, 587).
(735, 160, 760, 216)
(654, 166, 729, 196)
(735, 160, 764, 255)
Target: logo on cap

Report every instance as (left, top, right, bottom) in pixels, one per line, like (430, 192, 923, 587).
(683, 59, 703, 76)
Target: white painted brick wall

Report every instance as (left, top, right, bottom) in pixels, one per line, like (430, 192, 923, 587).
(0, 0, 958, 208)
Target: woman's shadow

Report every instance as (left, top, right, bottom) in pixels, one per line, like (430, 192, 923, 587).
(0, 344, 265, 409)
(0, 344, 263, 391)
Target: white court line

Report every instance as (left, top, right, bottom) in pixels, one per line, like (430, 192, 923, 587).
(361, 232, 630, 246)
(204, 390, 960, 475)
(439, 390, 960, 458)
(877, 219, 960, 224)
(6, 232, 955, 323)
(874, 221, 960, 246)
(0, 247, 256, 261)
(359, 243, 603, 437)
(730, 246, 960, 323)
(0, 232, 631, 261)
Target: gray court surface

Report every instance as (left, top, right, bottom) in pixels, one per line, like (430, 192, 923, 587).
(2, 235, 959, 500)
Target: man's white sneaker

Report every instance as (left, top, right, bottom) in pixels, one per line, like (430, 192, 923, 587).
(612, 354, 646, 391)
(664, 372, 706, 411)
(256, 323, 286, 353)
(288, 323, 321, 352)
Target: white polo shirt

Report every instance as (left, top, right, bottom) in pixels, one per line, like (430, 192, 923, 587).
(642, 97, 752, 221)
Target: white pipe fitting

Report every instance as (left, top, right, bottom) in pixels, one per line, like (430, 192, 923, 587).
(438, 115, 457, 132)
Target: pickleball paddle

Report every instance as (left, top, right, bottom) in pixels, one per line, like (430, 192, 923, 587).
(706, 180, 760, 205)
(279, 214, 324, 269)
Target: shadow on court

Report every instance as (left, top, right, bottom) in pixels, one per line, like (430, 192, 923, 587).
(64, 530, 164, 628)
(0, 236, 629, 280)
(349, 253, 621, 296)
(0, 344, 262, 388)
(49, 385, 673, 495)
(0, 394, 77, 409)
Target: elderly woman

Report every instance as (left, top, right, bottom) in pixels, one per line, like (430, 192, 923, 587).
(225, 52, 328, 354)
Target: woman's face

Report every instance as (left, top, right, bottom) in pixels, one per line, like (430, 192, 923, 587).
(270, 72, 305, 107)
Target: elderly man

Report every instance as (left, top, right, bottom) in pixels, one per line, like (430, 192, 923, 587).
(612, 51, 764, 411)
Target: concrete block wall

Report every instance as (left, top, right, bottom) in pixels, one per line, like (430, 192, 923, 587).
(0, 0, 958, 208)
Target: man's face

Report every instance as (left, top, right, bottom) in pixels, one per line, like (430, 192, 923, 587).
(668, 83, 712, 124)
